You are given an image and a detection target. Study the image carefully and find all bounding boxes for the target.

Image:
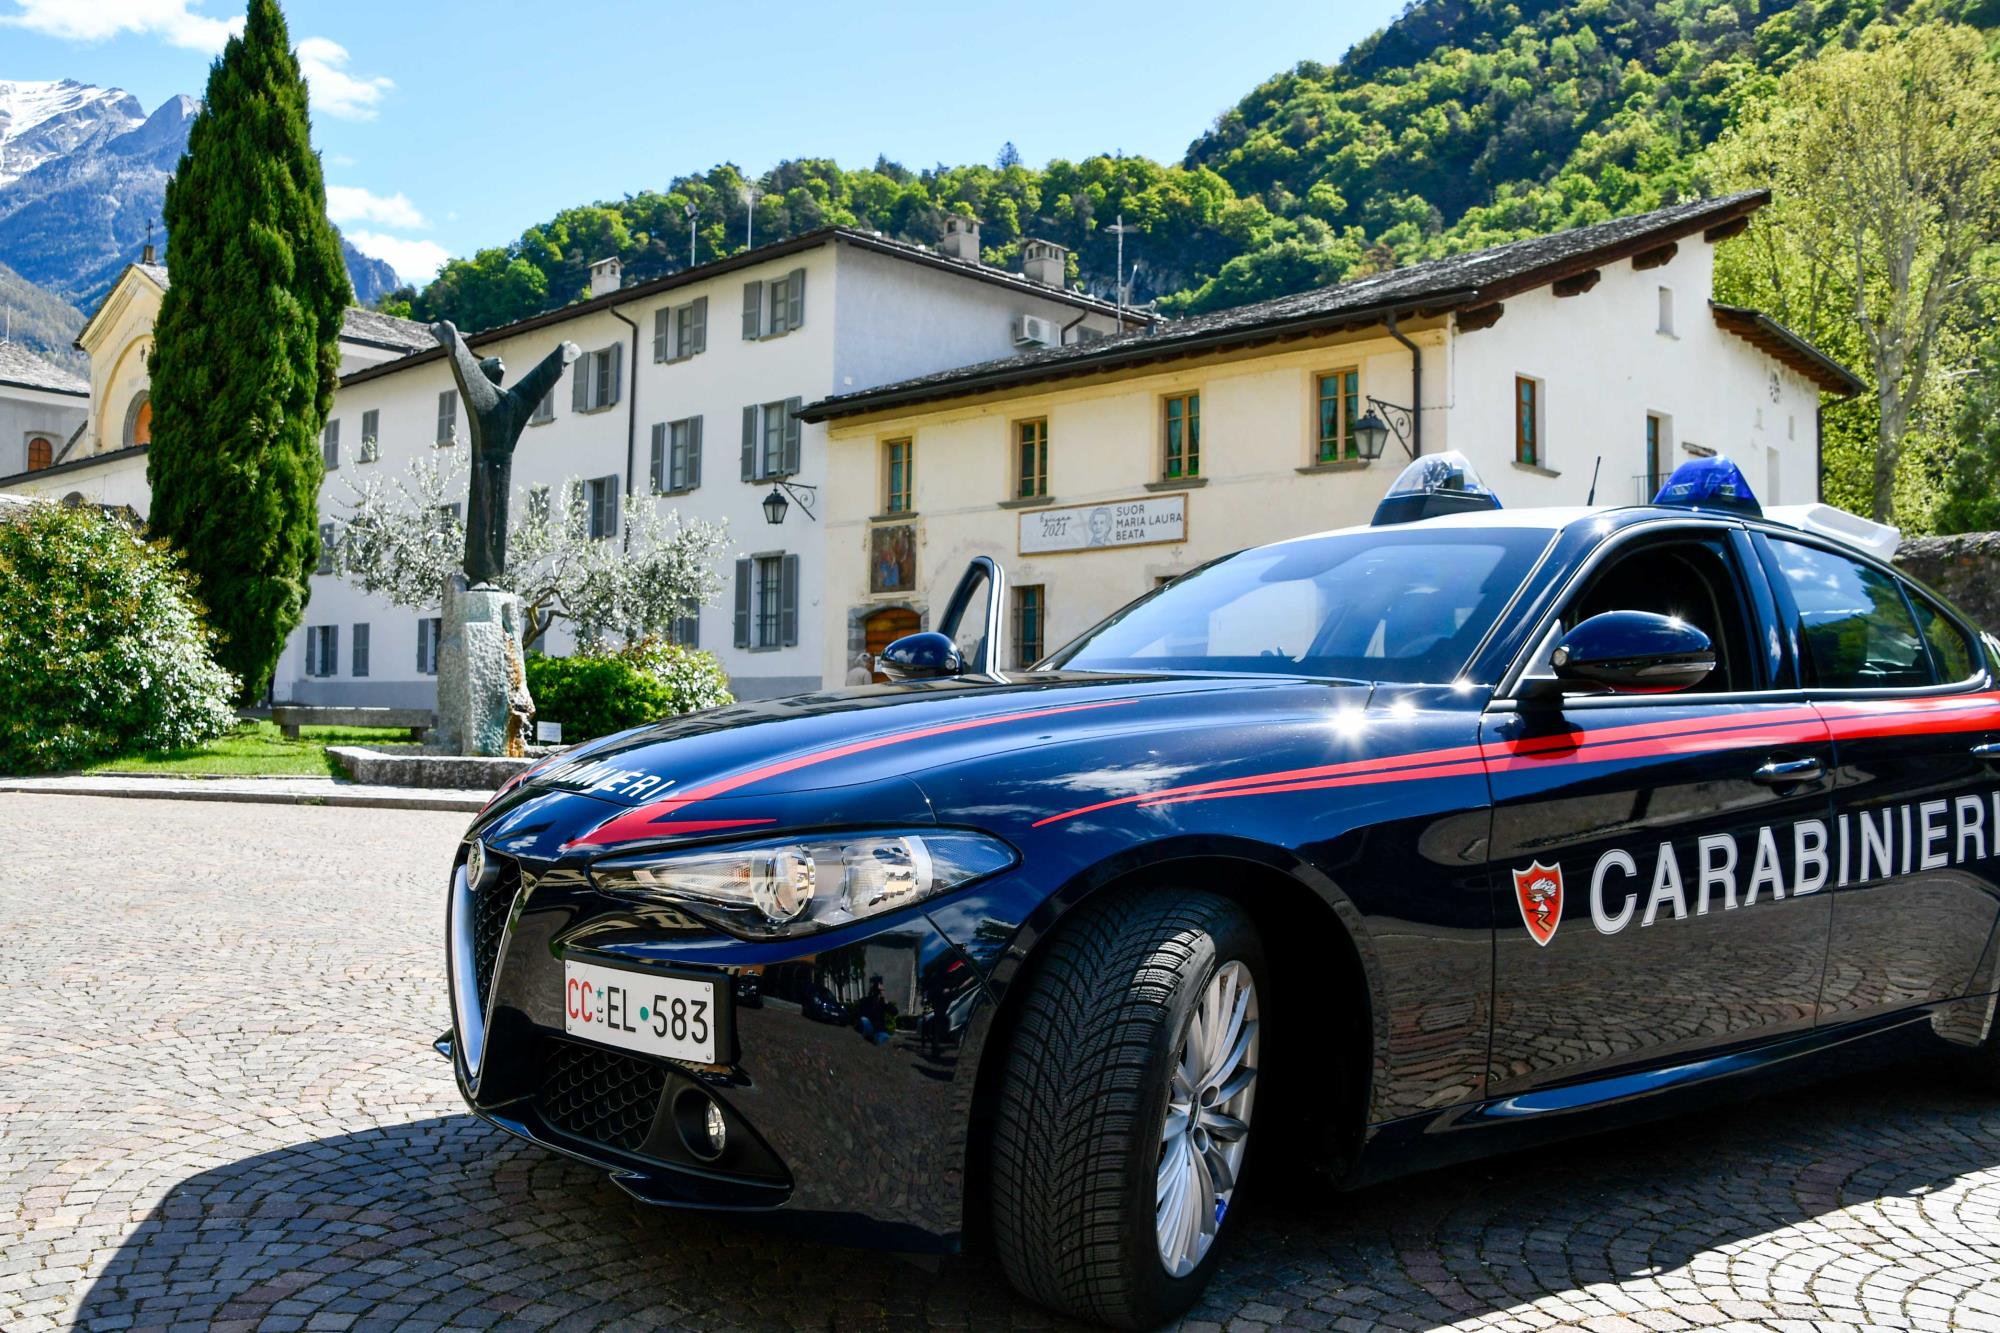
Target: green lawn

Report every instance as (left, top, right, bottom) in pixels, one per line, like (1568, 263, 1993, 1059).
(88, 720, 414, 778)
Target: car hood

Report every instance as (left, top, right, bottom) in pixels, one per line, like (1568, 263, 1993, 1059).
(489, 672, 1368, 850)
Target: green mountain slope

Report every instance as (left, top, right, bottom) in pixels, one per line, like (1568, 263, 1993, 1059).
(409, 0, 1993, 333)
(0, 258, 85, 374)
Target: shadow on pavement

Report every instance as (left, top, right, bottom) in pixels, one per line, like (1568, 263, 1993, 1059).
(74, 1068, 2000, 1331)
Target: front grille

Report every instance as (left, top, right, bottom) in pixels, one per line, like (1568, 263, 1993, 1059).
(537, 1038, 667, 1153)
(471, 851, 519, 1005)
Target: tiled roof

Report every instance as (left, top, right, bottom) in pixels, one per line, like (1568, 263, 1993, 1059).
(800, 191, 1773, 421)
(130, 261, 433, 354)
(0, 339, 88, 395)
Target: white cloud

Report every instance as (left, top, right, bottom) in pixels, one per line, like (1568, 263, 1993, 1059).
(326, 185, 427, 230)
(296, 36, 391, 120)
(345, 230, 450, 285)
(1, 0, 240, 51)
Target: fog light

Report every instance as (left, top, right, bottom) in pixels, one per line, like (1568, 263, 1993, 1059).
(674, 1088, 727, 1160)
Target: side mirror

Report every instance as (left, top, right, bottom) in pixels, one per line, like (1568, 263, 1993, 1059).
(878, 631, 963, 681)
(1548, 611, 1715, 695)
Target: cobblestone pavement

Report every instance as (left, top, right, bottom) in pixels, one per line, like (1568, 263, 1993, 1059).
(3, 792, 1999, 1333)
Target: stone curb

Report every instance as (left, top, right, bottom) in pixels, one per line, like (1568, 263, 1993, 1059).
(0, 779, 488, 812)
(327, 744, 533, 790)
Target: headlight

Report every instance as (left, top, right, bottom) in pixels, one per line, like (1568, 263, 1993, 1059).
(591, 830, 1016, 938)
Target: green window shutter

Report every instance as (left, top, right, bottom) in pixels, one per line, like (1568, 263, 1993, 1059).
(741, 405, 758, 480)
(733, 558, 752, 647)
(780, 554, 799, 646)
(653, 308, 670, 361)
(328, 626, 339, 676)
(786, 267, 806, 329)
(690, 296, 708, 353)
(650, 423, 666, 492)
(782, 396, 802, 475)
(607, 342, 623, 407)
(572, 356, 590, 413)
(741, 281, 763, 339)
(352, 623, 370, 677)
(689, 415, 703, 488)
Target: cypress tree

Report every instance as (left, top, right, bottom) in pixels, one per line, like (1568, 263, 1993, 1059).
(148, 0, 349, 699)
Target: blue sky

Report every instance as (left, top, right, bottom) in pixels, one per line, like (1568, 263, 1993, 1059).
(3, 0, 1404, 287)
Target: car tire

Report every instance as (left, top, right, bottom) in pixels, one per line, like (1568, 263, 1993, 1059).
(989, 886, 1266, 1329)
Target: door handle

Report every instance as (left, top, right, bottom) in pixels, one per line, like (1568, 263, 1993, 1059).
(1973, 742, 2000, 764)
(1752, 757, 1823, 786)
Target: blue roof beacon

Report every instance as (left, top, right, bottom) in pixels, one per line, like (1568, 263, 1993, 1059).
(1371, 451, 1505, 526)
(1652, 455, 1762, 516)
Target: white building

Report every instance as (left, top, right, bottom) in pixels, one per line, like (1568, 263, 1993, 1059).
(9, 227, 1137, 705)
(0, 339, 90, 484)
(801, 191, 1868, 682)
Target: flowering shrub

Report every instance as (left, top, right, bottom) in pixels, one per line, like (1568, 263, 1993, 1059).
(0, 503, 239, 773)
(621, 637, 733, 716)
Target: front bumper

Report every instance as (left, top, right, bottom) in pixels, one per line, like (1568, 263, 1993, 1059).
(444, 822, 996, 1252)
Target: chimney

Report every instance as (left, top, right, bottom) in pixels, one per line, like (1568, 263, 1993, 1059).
(1022, 238, 1067, 287)
(588, 255, 623, 298)
(938, 216, 981, 263)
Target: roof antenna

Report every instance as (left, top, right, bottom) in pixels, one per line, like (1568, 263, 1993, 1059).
(1586, 454, 1602, 506)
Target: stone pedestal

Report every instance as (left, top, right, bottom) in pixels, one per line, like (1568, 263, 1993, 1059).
(435, 576, 533, 757)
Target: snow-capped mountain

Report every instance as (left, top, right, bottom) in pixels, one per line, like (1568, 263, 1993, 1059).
(0, 78, 401, 311)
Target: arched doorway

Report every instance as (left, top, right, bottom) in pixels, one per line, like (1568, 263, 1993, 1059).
(124, 392, 152, 448)
(26, 436, 53, 471)
(863, 607, 919, 683)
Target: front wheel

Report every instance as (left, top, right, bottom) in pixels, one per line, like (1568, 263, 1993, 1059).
(989, 888, 1265, 1328)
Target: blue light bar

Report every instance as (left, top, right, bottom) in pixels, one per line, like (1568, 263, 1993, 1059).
(1372, 451, 1504, 526)
(1652, 456, 1761, 517)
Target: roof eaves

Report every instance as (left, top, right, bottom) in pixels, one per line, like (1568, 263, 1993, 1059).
(0, 442, 148, 488)
(0, 375, 89, 398)
(1710, 301, 1867, 397)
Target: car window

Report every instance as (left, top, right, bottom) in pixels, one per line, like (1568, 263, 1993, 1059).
(1557, 534, 1760, 692)
(1910, 591, 1977, 683)
(1047, 528, 1554, 684)
(1767, 538, 1931, 689)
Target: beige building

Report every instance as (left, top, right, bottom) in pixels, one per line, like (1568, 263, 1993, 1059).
(801, 191, 1865, 685)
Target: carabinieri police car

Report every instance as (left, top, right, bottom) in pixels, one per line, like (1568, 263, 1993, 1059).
(443, 454, 2000, 1329)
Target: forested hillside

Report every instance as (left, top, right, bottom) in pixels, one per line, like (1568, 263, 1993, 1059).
(401, 0, 1992, 333)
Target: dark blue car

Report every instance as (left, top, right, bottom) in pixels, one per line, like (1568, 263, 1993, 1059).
(444, 457, 2000, 1328)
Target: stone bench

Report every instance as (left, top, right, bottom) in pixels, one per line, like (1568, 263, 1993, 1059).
(270, 705, 436, 742)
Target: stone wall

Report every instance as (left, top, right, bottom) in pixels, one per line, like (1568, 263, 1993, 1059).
(1897, 533, 2000, 632)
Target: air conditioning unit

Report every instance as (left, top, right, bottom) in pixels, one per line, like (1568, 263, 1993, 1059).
(1013, 314, 1056, 348)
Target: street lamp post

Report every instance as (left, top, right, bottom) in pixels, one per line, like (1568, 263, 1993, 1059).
(761, 479, 818, 525)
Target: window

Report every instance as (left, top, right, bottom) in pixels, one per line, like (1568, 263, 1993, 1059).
(1657, 286, 1675, 336)
(1316, 369, 1360, 463)
(573, 345, 623, 413)
(734, 553, 799, 650)
(1515, 376, 1540, 466)
(672, 599, 701, 649)
(1768, 538, 1931, 689)
(1046, 528, 1554, 683)
(1644, 414, 1665, 495)
(436, 390, 458, 446)
(25, 436, 52, 471)
(585, 475, 619, 539)
(1163, 392, 1200, 480)
(351, 623, 370, 678)
(317, 523, 336, 575)
(1016, 418, 1048, 498)
(125, 392, 152, 448)
(359, 409, 380, 462)
(1012, 584, 1045, 668)
(530, 388, 554, 424)
(655, 298, 709, 362)
(741, 398, 802, 480)
(883, 437, 913, 514)
(321, 418, 340, 469)
(305, 625, 338, 677)
(1562, 534, 1760, 692)
(437, 503, 461, 530)
(1911, 592, 1977, 683)
(651, 417, 703, 493)
(416, 617, 442, 675)
(742, 269, 807, 339)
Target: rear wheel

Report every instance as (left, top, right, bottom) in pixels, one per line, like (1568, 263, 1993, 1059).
(989, 888, 1265, 1329)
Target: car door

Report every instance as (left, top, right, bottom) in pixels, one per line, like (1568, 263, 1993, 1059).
(1754, 531, 2000, 1025)
(1482, 523, 1837, 1099)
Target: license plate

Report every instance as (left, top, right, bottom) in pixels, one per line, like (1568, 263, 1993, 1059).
(563, 958, 719, 1064)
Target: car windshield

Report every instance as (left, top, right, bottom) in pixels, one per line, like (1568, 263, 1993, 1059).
(1045, 527, 1554, 684)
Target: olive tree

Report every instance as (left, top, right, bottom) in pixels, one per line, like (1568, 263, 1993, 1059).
(333, 456, 727, 650)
